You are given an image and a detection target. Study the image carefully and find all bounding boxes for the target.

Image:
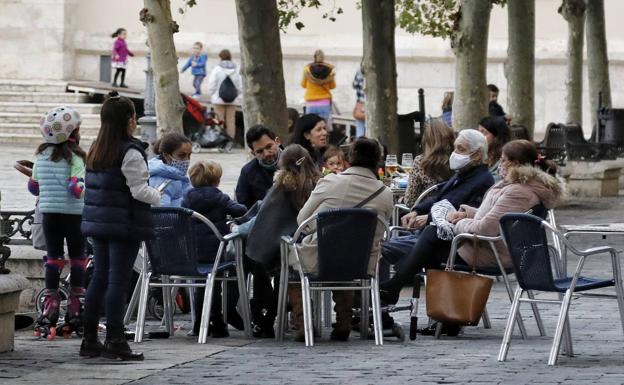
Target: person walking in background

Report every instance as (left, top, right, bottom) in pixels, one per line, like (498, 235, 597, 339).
(352, 65, 366, 137)
(207, 49, 242, 141)
(440, 91, 454, 128)
(181, 42, 208, 98)
(30, 106, 86, 340)
(301, 49, 335, 127)
(111, 28, 134, 88)
(80, 91, 160, 361)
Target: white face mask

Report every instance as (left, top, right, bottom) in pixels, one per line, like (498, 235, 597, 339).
(449, 151, 472, 171)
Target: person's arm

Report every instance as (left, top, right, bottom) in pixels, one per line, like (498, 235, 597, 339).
(300, 72, 307, 89)
(206, 68, 219, 96)
(458, 204, 478, 219)
(225, 196, 248, 218)
(181, 56, 192, 72)
(328, 79, 336, 90)
(67, 155, 86, 199)
(455, 187, 527, 236)
(28, 161, 39, 196)
(403, 164, 427, 207)
(235, 169, 254, 209)
(121, 149, 161, 206)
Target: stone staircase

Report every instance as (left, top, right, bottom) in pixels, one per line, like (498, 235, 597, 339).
(0, 80, 101, 145)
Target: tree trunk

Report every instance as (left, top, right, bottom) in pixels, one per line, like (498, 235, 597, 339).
(505, 0, 535, 138)
(234, 0, 289, 141)
(452, 0, 492, 131)
(586, 0, 611, 128)
(141, 0, 185, 135)
(362, 0, 399, 153)
(559, 0, 585, 125)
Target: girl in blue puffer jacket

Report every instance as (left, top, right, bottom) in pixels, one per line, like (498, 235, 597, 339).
(29, 106, 86, 340)
(148, 133, 193, 206)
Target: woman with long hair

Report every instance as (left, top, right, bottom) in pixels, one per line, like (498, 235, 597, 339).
(80, 91, 160, 360)
(403, 118, 455, 207)
(478, 116, 511, 181)
(289, 113, 328, 168)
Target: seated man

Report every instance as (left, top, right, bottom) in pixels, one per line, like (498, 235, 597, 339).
(235, 125, 283, 209)
(382, 129, 494, 265)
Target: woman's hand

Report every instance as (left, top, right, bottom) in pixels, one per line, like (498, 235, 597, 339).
(447, 211, 468, 224)
(401, 212, 428, 230)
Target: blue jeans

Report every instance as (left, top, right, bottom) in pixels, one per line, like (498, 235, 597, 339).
(381, 232, 421, 266)
(305, 104, 332, 126)
(355, 119, 366, 138)
(83, 238, 140, 328)
(193, 75, 205, 96)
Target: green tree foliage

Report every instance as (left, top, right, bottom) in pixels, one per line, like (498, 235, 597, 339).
(396, 0, 505, 42)
(277, 0, 343, 30)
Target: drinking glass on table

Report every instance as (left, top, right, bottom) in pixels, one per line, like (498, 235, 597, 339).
(385, 154, 399, 176)
(401, 153, 414, 173)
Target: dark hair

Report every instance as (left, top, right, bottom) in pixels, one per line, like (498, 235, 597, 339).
(290, 113, 325, 155)
(193, 41, 203, 49)
(87, 91, 135, 170)
(487, 84, 499, 93)
(36, 130, 86, 163)
(348, 137, 381, 174)
(503, 140, 557, 175)
(153, 132, 191, 160)
(219, 49, 232, 61)
(287, 108, 300, 133)
(246, 124, 277, 149)
(111, 28, 126, 38)
(480, 116, 510, 166)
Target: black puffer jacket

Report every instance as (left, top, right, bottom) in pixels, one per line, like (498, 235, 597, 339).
(182, 186, 247, 261)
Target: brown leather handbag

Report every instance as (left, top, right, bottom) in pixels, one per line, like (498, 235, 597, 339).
(425, 238, 494, 326)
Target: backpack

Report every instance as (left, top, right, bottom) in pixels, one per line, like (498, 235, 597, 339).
(218, 75, 239, 103)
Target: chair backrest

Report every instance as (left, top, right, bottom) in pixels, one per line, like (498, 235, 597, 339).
(315, 208, 379, 281)
(564, 124, 588, 145)
(499, 213, 558, 292)
(528, 202, 548, 220)
(145, 207, 201, 276)
(539, 123, 566, 148)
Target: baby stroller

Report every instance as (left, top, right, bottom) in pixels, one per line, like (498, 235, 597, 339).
(181, 94, 234, 153)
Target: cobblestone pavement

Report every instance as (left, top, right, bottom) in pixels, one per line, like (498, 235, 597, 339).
(2, 144, 624, 384)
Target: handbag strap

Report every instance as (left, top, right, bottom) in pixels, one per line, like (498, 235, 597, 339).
(354, 186, 386, 208)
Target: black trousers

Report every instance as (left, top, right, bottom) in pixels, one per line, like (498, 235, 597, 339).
(381, 225, 452, 291)
(113, 68, 126, 85)
(42, 213, 85, 290)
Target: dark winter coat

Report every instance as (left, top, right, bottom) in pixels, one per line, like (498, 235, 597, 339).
(235, 158, 277, 209)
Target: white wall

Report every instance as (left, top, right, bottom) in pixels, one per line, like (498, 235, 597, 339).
(4, 0, 624, 139)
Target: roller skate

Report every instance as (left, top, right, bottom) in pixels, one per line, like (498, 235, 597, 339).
(34, 289, 61, 340)
(60, 288, 84, 338)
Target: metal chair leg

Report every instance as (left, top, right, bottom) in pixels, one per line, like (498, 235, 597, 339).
(434, 322, 443, 339)
(313, 291, 322, 337)
(134, 271, 151, 343)
(527, 290, 546, 336)
(610, 250, 624, 335)
(124, 273, 142, 325)
(323, 291, 332, 328)
(162, 276, 174, 336)
(499, 271, 528, 339)
(198, 272, 217, 344)
(222, 279, 228, 326)
(360, 281, 370, 340)
(562, 316, 574, 357)
(371, 278, 383, 345)
(189, 286, 196, 328)
(548, 289, 574, 366)
(301, 277, 314, 346)
(276, 242, 289, 342)
(498, 287, 523, 362)
(482, 306, 492, 329)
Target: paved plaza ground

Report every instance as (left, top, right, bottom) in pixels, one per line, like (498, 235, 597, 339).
(2, 144, 624, 384)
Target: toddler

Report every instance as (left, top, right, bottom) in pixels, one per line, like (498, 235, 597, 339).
(322, 145, 346, 175)
(181, 42, 208, 98)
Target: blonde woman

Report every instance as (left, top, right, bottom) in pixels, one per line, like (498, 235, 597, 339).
(403, 118, 455, 207)
(301, 49, 336, 125)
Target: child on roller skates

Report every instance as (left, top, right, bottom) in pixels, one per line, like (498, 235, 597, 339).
(29, 106, 87, 340)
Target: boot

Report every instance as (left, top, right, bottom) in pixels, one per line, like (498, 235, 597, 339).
(287, 285, 305, 342)
(331, 291, 354, 341)
(79, 319, 103, 358)
(102, 325, 144, 361)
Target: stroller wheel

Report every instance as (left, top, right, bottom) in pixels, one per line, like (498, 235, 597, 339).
(191, 142, 202, 153)
(218, 141, 234, 153)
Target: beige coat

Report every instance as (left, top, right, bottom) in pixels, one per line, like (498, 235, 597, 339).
(455, 165, 565, 268)
(293, 167, 394, 275)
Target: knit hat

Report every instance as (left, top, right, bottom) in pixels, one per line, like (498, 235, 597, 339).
(479, 116, 507, 138)
(39, 106, 82, 144)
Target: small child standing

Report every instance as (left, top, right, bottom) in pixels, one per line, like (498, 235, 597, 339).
(182, 160, 247, 337)
(111, 28, 134, 88)
(30, 106, 86, 340)
(148, 133, 193, 206)
(181, 42, 208, 98)
(322, 145, 346, 175)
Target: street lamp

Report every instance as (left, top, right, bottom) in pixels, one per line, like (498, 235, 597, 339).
(139, 50, 157, 157)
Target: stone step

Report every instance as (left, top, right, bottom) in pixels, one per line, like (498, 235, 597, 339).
(0, 92, 88, 103)
(0, 133, 96, 146)
(0, 79, 67, 93)
(0, 112, 100, 125)
(0, 102, 101, 114)
(0, 123, 100, 136)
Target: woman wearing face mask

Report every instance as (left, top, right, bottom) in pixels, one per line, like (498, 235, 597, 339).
(148, 133, 193, 206)
(289, 113, 328, 169)
(380, 129, 494, 302)
(380, 139, 564, 308)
